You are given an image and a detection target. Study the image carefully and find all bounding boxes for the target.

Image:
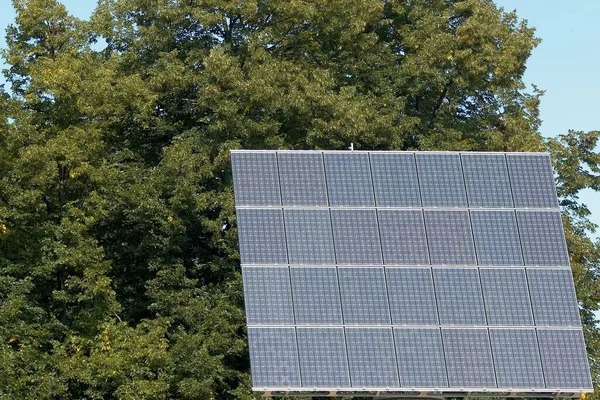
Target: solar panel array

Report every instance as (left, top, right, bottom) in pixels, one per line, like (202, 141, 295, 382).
(232, 150, 592, 394)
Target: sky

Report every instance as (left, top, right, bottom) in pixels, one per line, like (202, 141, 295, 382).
(1, 0, 599, 231)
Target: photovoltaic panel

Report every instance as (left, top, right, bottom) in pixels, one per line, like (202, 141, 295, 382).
(527, 269, 581, 326)
(471, 210, 523, 265)
(370, 153, 421, 206)
(461, 153, 513, 207)
(284, 209, 335, 264)
(394, 328, 449, 388)
(386, 268, 438, 324)
(424, 210, 476, 265)
(236, 208, 287, 264)
(479, 268, 534, 325)
(232, 150, 591, 396)
(324, 153, 375, 206)
(296, 327, 351, 387)
(247, 327, 301, 388)
(231, 151, 280, 206)
(290, 267, 343, 324)
(507, 154, 559, 208)
(442, 328, 497, 388)
(433, 268, 486, 325)
(517, 211, 570, 266)
(242, 267, 294, 324)
(278, 152, 328, 206)
(345, 328, 400, 387)
(331, 210, 383, 264)
(378, 210, 430, 264)
(338, 268, 390, 324)
(415, 153, 467, 207)
(489, 329, 544, 388)
(537, 329, 593, 389)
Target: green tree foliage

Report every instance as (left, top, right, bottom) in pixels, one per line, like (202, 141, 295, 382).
(0, 0, 598, 398)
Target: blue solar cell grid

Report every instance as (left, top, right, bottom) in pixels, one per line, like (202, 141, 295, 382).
(386, 268, 438, 324)
(517, 211, 570, 266)
(346, 328, 400, 387)
(242, 267, 294, 324)
(527, 269, 582, 326)
(236, 208, 288, 264)
(537, 329, 593, 389)
(296, 327, 351, 387)
(479, 268, 534, 326)
(324, 153, 375, 206)
(290, 267, 343, 324)
(416, 153, 468, 207)
(370, 153, 421, 206)
(471, 210, 523, 265)
(378, 210, 430, 264)
(231, 152, 281, 206)
(284, 209, 335, 264)
(278, 152, 328, 206)
(507, 154, 559, 208)
(461, 153, 514, 207)
(330, 210, 383, 264)
(433, 268, 486, 325)
(490, 329, 545, 388)
(424, 210, 476, 265)
(338, 268, 390, 324)
(394, 328, 449, 388)
(442, 328, 497, 387)
(247, 327, 301, 388)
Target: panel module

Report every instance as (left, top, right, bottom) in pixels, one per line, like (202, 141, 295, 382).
(231, 150, 593, 397)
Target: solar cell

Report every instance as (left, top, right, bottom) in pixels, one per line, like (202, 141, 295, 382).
(442, 328, 497, 387)
(386, 268, 438, 324)
(345, 328, 400, 387)
(394, 328, 449, 388)
(479, 268, 534, 325)
(236, 208, 288, 264)
(278, 152, 328, 206)
(433, 268, 486, 325)
(506, 154, 559, 208)
(517, 211, 570, 266)
(231, 151, 281, 206)
(378, 210, 430, 264)
(489, 328, 544, 388)
(296, 327, 351, 387)
(290, 267, 343, 324)
(284, 209, 335, 264)
(461, 153, 514, 207)
(527, 269, 581, 326)
(424, 211, 476, 265)
(370, 153, 421, 206)
(471, 210, 523, 265)
(537, 329, 593, 389)
(331, 210, 383, 264)
(242, 267, 294, 324)
(247, 327, 301, 388)
(324, 153, 375, 206)
(338, 268, 390, 324)
(415, 153, 467, 207)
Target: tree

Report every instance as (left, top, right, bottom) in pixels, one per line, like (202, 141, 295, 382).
(0, 0, 598, 398)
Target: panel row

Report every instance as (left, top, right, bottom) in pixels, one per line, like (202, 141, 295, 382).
(237, 209, 570, 266)
(231, 151, 559, 208)
(243, 267, 581, 327)
(248, 327, 592, 390)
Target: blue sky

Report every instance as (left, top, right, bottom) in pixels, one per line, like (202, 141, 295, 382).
(1, 0, 599, 229)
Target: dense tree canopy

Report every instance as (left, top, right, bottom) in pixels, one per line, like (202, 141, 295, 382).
(0, 0, 599, 398)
